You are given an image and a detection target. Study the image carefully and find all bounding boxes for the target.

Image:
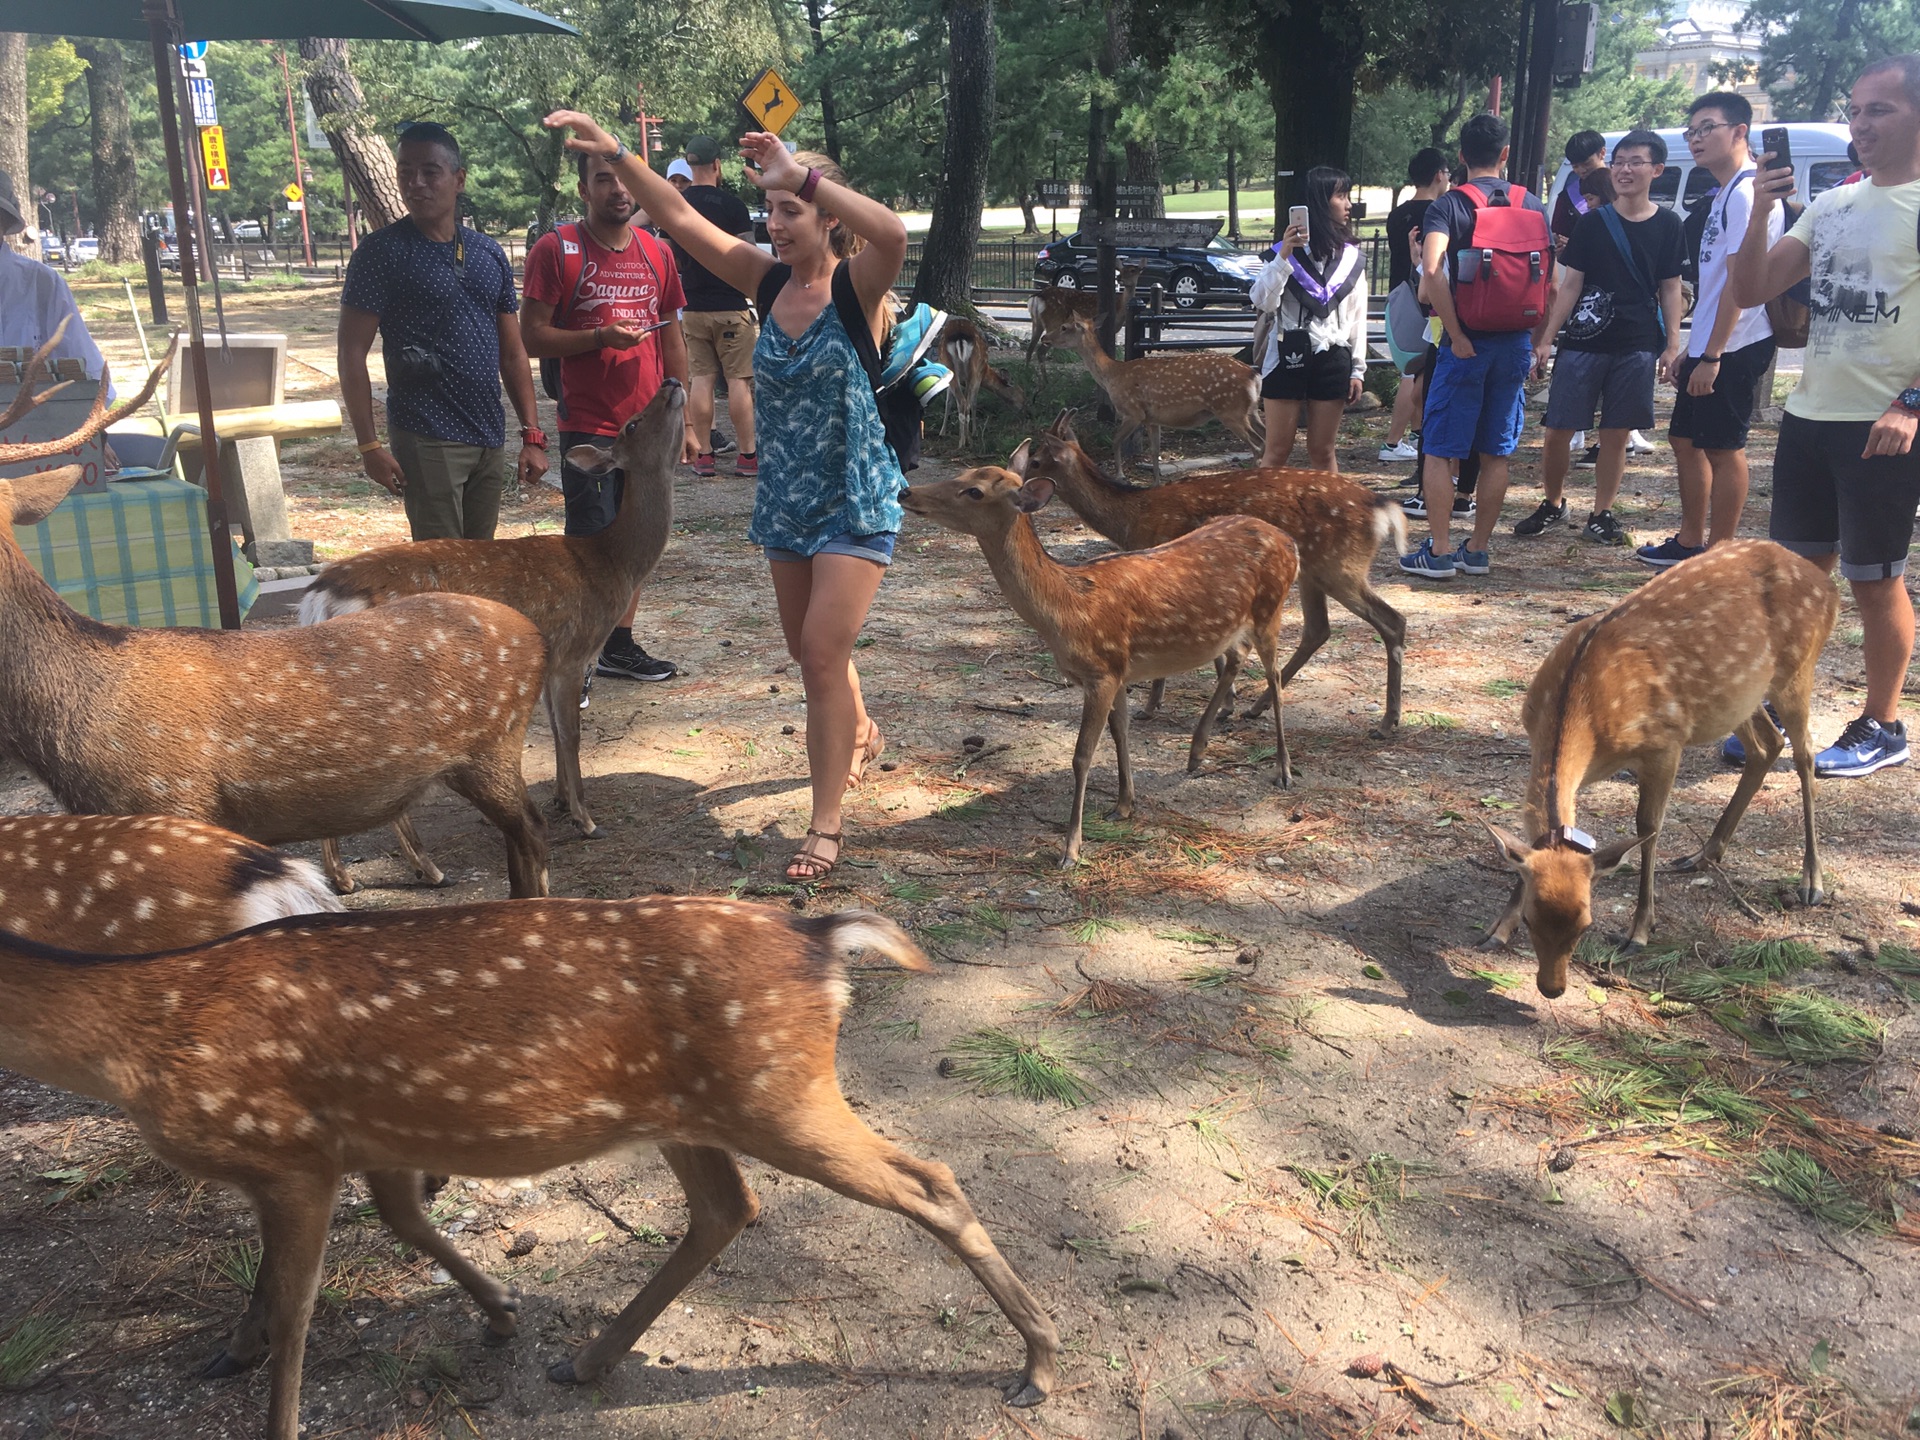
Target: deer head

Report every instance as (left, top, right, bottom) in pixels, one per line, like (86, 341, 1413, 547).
(900, 468, 1054, 539)
(1486, 824, 1654, 998)
(0, 319, 177, 472)
(562, 376, 686, 478)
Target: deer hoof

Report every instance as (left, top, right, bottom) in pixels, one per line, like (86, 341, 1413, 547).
(1800, 882, 1825, 907)
(329, 875, 358, 896)
(1003, 1378, 1049, 1408)
(202, 1349, 257, 1380)
(483, 1316, 518, 1345)
(547, 1358, 582, 1385)
(1622, 937, 1649, 956)
(1367, 723, 1399, 742)
(1057, 851, 1081, 871)
(578, 821, 605, 840)
(1476, 932, 1510, 952)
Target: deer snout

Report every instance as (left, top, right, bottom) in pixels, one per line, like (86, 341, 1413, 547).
(898, 487, 921, 513)
(1536, 973, 1568, 1001)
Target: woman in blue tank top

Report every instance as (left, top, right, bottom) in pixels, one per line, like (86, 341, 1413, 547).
(545, 111, 908, 883)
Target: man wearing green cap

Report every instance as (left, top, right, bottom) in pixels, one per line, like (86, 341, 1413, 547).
(667, 134, 759, 477)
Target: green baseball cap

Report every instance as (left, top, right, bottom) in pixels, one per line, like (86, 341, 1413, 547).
(684, 135, 723, 165)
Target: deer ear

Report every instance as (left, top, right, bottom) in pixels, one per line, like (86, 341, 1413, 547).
(1049, 409, 1075, 438)
(1007, 439, 1032, 477)
(1012, 476, 1055, 513)
(1483, 821, 1535, 873)
(4, 467, 85, 527)
(1591, 831, 1656, 873)
(565, 444, 617, 476)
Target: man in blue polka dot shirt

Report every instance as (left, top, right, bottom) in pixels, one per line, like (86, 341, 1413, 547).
(338, 122, 548, 540)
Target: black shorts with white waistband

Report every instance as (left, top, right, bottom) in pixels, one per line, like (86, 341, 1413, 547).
(1769, 411, 1920, 581)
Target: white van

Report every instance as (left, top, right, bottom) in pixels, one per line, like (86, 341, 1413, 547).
(1547, 122, 1854, 223)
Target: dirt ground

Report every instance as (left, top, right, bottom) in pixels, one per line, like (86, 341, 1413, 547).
(0, 277, 1914, 1440)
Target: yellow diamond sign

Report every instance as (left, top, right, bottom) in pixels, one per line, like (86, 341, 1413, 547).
(739, 66, 801, 136)
(283, 182, 304, 203)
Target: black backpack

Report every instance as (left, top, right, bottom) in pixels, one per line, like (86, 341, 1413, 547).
(756, 262, 923, 472)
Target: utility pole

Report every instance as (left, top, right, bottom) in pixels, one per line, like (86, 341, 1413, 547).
(276, 44, 314, 267)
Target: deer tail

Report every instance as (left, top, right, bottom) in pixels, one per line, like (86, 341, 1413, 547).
(803, 910, 933, 972)
(296, 577, 369, 627)
(231, 850, 345, 931)
(1372, 494, 1409, 556)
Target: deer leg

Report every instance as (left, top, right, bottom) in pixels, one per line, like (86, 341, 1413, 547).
(744, 1099, 1059, 1408)
(1148, 424, 1163, 477)
(1062, 678, 1123, 867)
(250, 1176, 337, 1440)
(205, 1235, 279, 1378)
(447, 762, 550, 899)
(542, 672, 600, 839)
(1189, 645, 1246, 774)
(1674, 709, 1781, 874)
(366, 1170, 518, 1341)
(1107, 689, 1135, 818)
(1354, 585, 1408, 737)
(1771, 680, 1824, 905)
(1247, 585, 1332, 724)
(1253, 615, 1290, 788)
(1623, 752, 1679, 952)
(390, 815, 446, 887)
(1137, 678, 1167, 721)
(1480, 877, 1526, 950)
(318, 838, 356, 895)
(551, 1143, 758, 1386)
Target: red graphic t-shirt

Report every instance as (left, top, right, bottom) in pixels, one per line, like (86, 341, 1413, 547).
(524, 224, 686, 437)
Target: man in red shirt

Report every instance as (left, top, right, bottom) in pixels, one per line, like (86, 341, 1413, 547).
(523, 149, 697, 684)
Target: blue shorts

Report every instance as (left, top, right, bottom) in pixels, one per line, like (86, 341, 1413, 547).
(1421, 331, 1534, 460)
(763, 531, 897, 567)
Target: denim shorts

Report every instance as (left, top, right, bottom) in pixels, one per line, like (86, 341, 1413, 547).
(1420, 331, 1534, 460)
(763, 531, 897, 567)
(1543, 349, 1657, 433)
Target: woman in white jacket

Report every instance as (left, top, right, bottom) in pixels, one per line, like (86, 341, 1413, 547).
(1250, 165, 1368, 472)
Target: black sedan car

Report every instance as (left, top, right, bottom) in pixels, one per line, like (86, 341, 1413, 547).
(1032, 231, 1266, 310)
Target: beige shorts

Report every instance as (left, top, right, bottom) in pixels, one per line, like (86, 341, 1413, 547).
(682, 309, 759, 381)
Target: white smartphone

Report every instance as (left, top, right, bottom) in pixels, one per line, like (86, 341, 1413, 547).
(1288, 205, 1309, 243)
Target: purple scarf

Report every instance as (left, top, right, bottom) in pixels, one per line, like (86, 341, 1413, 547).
(1284, 245, 1363, 321)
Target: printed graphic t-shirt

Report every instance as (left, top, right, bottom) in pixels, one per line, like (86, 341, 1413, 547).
(524, 225, 687, 437)
(1690, 173, 1784, 357)
(340, 220, 518, 448)
(1786, 176, 1920, 423)
(1557, 205, 1686, 354)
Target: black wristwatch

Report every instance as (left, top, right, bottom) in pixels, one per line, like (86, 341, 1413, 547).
(1894, 386, 1920, 415)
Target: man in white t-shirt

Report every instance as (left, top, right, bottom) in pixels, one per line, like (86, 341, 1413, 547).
(1636, 92, 1785, 568)
(1731, 54, 1920, 779)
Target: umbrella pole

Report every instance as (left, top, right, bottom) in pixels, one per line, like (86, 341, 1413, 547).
(145, 0, 242, 630)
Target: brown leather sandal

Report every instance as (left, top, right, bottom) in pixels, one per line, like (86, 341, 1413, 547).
(846, 723, 886, 789)
(786, 829, 842, 882)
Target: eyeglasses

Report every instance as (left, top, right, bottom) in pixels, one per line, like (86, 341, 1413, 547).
(1611, 158, 1656, 170)
(1682, 121, 1731, 142)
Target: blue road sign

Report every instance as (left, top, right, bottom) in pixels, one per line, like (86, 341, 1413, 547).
(177, 40, 208, 61)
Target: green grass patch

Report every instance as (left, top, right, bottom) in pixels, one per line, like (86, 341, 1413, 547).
(1182, 964, 1247, 991)
(1750, 1149, 1891, 1234)
(1467, 967, 1526, 991)
(873, 1018, 922, 1043)
(1290, 1153, 1430, 1220)
(1404, 711, 1460, 730)
(944, 1028, 1096, 1106)
(1542, 1034, 1769, 1133)
(215, 1240, 262, 1292)
(0, 1315, 72, 1387)
(1716, 990, 1883, 1065)
(1482, 678, 1527, 698)
(885, 877, 938, 903)
(1070, 915, 1123, 943)
(1873, 943, 1920, 999)
(1078, 815, 1142, 845)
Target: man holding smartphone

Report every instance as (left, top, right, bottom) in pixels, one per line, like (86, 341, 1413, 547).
(523, 144, 695, 686)
(1730, 54, 1920, 779)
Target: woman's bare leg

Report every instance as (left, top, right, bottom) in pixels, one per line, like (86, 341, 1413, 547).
(1260, 397, 1302, 468)
(1305, 397, 1344, 472)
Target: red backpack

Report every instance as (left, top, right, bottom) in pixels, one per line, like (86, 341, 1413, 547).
(1449, 183, 1554, 333)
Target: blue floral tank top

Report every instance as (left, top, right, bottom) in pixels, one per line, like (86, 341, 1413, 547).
(749, 281, 905, 555)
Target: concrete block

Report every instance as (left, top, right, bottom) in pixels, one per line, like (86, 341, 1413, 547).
(250, 538, 315, 567)
(220, 435, 290, 547)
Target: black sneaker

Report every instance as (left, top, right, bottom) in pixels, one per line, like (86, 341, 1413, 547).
(596, 640, 678, 681)
(1514, 499, 1566, 536)
(1583, 510, 1628, 546)
(711, 429, 737, 456)
(1401, 493, 1476, 520)
(1575, 445, 1600, 468)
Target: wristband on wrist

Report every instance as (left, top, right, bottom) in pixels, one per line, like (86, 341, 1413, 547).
(607, 139, 629, 165)
(356, 439, 383, 455)
(592, 325, 604, 349)
(796, 166, 823, 204)
(1700, 354, 1723, 364)
(520, 426, 548, 449)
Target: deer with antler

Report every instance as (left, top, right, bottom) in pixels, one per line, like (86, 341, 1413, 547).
(0, 323, 551, 898)
(300, 381, 688, 887)
(901, 466, 1296, 866)
(1051, 312, 1263, 474)
(1012, 413, 1409, 733)
(1025, 260, 1144, 376)
(0, 898, 1059, 1440)
(1483, 541, 1836, 998)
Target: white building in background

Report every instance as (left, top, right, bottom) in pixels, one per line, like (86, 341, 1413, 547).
(1633, 0, 1774, 123)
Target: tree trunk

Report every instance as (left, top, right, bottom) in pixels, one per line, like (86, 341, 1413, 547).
(1019, 189, 1038, 235)
(298, 38, 403, 231)
(77, 41, 140, 265)
(1806, 0, 1859, 123)
(1123, 139, 1164, 217)
(1432, 72, 1470, 149)
(1226, 141, 1239, 240)
(911, 0, 996, 313)
(801, 0, 843, 166)
(0, 34, 28, 252)
(1262, 0, 1357, 209)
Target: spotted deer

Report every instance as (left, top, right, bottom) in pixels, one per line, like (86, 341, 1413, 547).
(937, 316, 1026, 452)
(0, 900, 1059, 1440)
(1483, 541, 1837, 998)
(300, 381, 686, 877)
(1012, 413, 1409, 732)
(0, 328, 551, 899)
(901, 467, 1297, 865)
(1051, 312, 1263, 474)
(0, 814, 341, 949)
(1024, 261, 1144, 375)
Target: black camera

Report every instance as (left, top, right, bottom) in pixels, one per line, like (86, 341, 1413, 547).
(389, 344, 445, 385)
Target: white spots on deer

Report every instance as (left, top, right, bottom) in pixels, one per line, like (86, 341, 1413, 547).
(583, 1098, 625, 1119)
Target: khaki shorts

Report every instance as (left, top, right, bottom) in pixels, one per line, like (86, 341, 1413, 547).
(682, 309, 759, 381)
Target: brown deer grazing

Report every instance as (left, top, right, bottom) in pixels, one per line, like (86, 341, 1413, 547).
(1051, 312, 1262, 474)
(0, 331, 551, 900)
(1483, 541, 1837, 998)
(938, 316, 1027, 452)
(1012, 413, 1410, 733)
(0, 900, 1059, 1440)
(301, 381, 686, 866)
(1025, 261, 1144, 376)
(901, 467, 1297, 866)
(0, 814, 341, 949)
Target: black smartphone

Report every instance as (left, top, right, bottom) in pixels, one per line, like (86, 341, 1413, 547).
(1760, 126, 1793, 177)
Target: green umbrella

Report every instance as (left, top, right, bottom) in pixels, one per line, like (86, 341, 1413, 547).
(3, 0, 579, 627)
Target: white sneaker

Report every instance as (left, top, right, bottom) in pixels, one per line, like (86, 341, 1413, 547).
(1377, 439, 1419, 461)
(1627, 429, 1656, 454)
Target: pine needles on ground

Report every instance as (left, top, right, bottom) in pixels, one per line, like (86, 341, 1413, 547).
(1720, 990, 1883, 1065)
(944, 1028, 1097, 1106)
(1749, 1149, 1891, 1235)
(0, 1314, 70, 1388)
